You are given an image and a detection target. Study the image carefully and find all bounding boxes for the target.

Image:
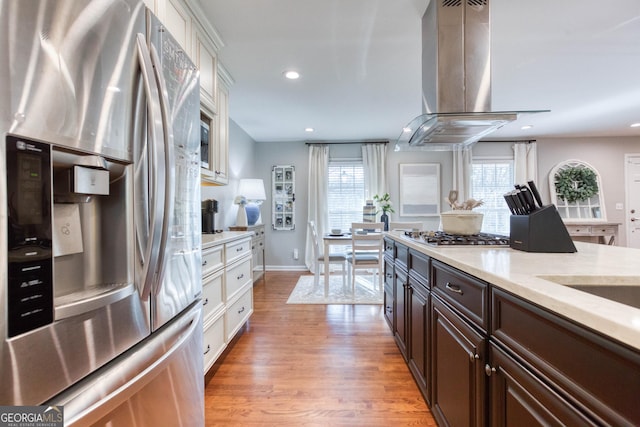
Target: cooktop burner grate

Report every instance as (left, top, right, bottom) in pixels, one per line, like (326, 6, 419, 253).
(404, 230, 510, 246)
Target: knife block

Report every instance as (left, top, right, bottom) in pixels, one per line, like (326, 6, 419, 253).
(510, 205, 577, 253)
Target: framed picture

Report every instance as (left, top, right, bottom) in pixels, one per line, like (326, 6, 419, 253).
(399, 163, 440, 216)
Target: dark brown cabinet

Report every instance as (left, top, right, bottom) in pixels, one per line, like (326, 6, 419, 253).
(488, 342, 597, 426)
(393, 264, 408, 359)
(407, 249, 431, 404)
(431, 290, 486, 427)
(490, 287, 640, 426)
(383, 259, 394, 330)
(408, 277, 430, 404)
(384, 235, 640, 427)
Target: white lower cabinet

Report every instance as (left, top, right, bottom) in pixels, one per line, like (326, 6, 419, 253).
(203, 311, 225, 373)
(226, 287, 253, 341)
(201, 233, 253, 376)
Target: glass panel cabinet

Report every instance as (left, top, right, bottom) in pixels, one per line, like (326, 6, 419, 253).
(272, 165, 295, 230)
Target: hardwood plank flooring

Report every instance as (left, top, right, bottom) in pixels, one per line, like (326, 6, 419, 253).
(204, 271, 436, 426)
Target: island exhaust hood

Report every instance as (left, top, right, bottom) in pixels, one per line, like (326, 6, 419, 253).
(396, 0, 547, 151)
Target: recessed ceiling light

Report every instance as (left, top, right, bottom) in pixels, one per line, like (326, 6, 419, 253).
(284, 70, 300, 80)
(305, 127, 314, 132)
(631, 123, 640, 128)
(521, 125, 533, 130)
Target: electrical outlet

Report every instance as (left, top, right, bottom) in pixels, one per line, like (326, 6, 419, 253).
(293, 248, 299, 259)
(616, 203, 624, 210)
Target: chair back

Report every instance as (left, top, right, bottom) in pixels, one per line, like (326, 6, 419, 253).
(350, 222, 384, 253)
(308, 221, 321, 258)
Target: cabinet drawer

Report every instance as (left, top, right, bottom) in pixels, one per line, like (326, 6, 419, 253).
(395, 242, 409, 271)
(226, 237, 251, 265)
(432, 259, 488, 331)
(225, 288, 252, 341)
(225, 258, 252, 302)
(409, 249, 430, 286)
(202, 269, 223, 321)
(591, 226, 616, 235)
(202, 244, 224, 277)
(203, 313, 225, 374)
(565, 225, 591, 236)
(384, 237, 395, 259)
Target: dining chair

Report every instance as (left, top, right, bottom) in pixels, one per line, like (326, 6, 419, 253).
(347, 222, 384, 295)
(389, 221, 423, 231)
(308, 221, 347, 292)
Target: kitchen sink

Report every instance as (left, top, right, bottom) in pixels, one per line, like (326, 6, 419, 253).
(537, 275, 640, 310)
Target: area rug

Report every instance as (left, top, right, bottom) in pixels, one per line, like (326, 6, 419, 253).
(286, 275, 383, 305)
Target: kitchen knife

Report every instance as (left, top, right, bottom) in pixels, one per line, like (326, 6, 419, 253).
(527, 180, 544, 207)
(510, 191, 526, 215)
(503, 193, 516, 214)
(514, 187, 530, 214)
(520, 186, 537, 212)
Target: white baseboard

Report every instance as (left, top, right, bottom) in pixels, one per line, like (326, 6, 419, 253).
(265, 265, 309, 272)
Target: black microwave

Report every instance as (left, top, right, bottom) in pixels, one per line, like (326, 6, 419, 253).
(200, 119, 209, 169)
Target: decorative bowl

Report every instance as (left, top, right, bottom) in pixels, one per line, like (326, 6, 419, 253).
(440, 211, 483, 235)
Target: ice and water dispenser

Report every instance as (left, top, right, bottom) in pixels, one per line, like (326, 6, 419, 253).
(6, 135, 133, 336)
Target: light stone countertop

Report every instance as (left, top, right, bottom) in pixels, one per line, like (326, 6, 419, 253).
(386, 231, 640, 352)
(201, 231, 253, 249)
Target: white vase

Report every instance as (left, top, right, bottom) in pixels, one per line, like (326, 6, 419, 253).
(236, 205, 248, 227)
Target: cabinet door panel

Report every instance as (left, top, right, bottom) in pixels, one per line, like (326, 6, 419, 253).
(432, 295, 486, 427)
(394, 267, 408, 359)
(408, 280, 430, 404)
(489, 342, 597, 427)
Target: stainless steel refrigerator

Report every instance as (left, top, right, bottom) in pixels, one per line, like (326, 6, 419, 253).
(0, 1, 203, 425)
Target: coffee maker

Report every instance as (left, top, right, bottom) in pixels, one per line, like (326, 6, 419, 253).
(201, 199, 218, 233)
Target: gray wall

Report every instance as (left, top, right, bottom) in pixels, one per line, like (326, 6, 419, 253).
(203, 121, 640, 268)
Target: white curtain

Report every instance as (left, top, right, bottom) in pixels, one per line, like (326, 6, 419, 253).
(362, 143, 387, 201)
(513, 142, 538, 184)
(305, 145, 329, 271)
(452, 146, 473, 202)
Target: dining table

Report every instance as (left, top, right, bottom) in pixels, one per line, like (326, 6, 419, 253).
(322, 232, 352, 294)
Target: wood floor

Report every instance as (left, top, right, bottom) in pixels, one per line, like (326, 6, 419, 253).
(204, 271, 436, 426)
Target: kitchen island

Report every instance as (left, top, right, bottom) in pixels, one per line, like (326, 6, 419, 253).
(384, 231, 640, 426)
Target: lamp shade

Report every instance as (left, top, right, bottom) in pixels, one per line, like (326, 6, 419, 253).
(238, 179, 266, 202)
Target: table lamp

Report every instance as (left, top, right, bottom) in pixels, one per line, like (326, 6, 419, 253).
(238, 179, 266, 225)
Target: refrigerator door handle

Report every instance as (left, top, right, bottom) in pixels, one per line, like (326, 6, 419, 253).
(55, 303, 202, 426)
(134, 33, 167, 299)
(148, 43, 175, 288)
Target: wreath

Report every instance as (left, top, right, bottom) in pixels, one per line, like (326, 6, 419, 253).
(554, 166, 598, 203)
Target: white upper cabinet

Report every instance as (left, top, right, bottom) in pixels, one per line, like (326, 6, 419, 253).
(192, 21, 218, 114)
(157, 0, 192, 52)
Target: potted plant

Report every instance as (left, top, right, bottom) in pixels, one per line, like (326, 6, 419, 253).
(374, 193, 394, 231)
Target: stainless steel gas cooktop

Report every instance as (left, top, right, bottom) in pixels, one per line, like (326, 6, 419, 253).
(404, 231, 510, 246)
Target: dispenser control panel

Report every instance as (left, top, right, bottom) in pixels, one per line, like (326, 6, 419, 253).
(6, 135, 53, 337)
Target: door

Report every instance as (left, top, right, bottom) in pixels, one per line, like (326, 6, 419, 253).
(431, 296, 486, 427)
(146, 12, 202, 330)
(49, 303, 204, 427)
(625, 154, 640, 248)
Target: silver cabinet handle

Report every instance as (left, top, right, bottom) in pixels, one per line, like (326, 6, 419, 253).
(203, 344, 211, 355)
(469, 352, 479, 361)
(237, 273, 244, 280)
(238, 306, 245, 314)
(485, 364, 496, 376)
(202, 260, 208, 266)
(202, 298, 209, 306)
(236, 247, 243, 252)
(445, 282, 463, 295)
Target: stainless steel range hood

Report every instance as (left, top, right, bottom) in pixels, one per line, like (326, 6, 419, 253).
(396, 0, 547, 151)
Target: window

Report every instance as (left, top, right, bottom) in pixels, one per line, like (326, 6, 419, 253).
(470, 158, 513, 235)
(327, 160, 365, 231)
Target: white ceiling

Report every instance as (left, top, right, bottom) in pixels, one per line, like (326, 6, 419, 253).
(196, 0, 640, 143)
